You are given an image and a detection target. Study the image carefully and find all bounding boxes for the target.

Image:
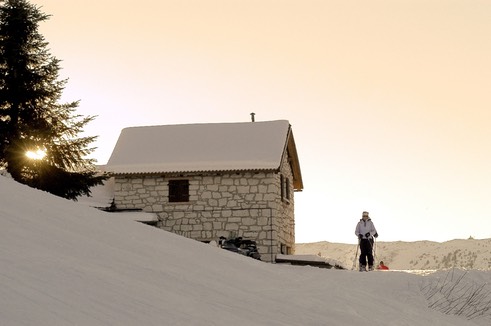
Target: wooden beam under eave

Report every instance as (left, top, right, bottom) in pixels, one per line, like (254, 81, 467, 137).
(287, 130, 303, 191)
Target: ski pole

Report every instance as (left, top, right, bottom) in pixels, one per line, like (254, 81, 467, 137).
(365, 236, 376, 270)
(372, 236, 377, 262)
(367, 236, 378, 269)
(351, 239, 360, 270)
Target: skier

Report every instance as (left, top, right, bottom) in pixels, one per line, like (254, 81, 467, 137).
(355, 211, 378, 271)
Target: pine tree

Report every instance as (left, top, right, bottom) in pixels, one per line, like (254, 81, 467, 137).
(0, 0, 106, 200)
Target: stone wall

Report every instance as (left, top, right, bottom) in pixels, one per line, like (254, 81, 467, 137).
(276, 152, 296, 255)
(113, 166, 295, 262)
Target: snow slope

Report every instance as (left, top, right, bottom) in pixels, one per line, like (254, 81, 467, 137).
(1, 176, 489, 325)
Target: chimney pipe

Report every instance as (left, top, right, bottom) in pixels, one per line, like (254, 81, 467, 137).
(250, 112, 255, 122)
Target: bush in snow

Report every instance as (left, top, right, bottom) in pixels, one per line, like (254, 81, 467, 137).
(420, 268, 491, 321)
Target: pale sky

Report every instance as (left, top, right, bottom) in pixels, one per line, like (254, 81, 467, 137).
(31, 0, 491, 244)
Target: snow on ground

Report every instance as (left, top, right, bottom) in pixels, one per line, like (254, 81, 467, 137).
(1, 175, 490, 325)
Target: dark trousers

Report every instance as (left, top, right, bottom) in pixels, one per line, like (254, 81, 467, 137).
(359, 239, 374, 267)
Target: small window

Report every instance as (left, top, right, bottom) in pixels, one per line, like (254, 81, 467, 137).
(168, 180, 189, 202)
(285, 177, 290, 200)
(280, 174, 285, 200)
(280, 174, 291, 202)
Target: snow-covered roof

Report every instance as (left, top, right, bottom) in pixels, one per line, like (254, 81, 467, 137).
(106, 120, 302, 189)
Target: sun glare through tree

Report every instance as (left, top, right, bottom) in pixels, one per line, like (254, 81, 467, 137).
(25, 149, 46, 160)
(0, 0, 107, 200)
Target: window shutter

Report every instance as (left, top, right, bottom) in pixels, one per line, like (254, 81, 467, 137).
(169, 180, 189, 202)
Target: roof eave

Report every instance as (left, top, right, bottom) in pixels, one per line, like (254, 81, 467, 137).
(107, 168, 278, 177)
(286, 129, 304, 191)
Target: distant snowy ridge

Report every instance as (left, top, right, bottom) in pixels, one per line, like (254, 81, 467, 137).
(296, 239, 491, 271)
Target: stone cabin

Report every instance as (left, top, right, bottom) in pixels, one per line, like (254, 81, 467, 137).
(105, 120, 303, 262)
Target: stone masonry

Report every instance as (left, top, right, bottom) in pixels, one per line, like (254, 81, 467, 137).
(113, 156, 296, 262)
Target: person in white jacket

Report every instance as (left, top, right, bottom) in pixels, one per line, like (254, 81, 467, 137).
(355, 211, 378, 271)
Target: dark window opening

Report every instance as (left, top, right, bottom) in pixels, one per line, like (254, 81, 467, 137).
(169, 179, 189, 202)
(285, 177, 290, 200)
(280, 174, 291, 203)
(280, 243, 291, 255)
(280, 174, 285, 200)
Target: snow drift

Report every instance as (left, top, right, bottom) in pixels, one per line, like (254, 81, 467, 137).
(0, 176, 489, 325)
